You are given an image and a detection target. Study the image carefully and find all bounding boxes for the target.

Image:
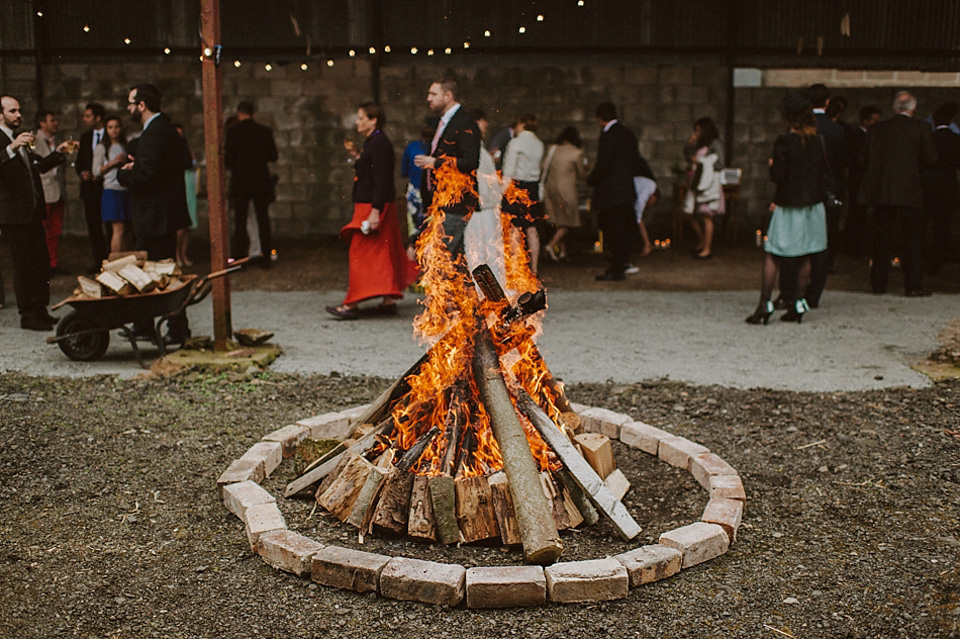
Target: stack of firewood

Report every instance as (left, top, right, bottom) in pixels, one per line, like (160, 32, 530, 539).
(74, 252, 183, 299)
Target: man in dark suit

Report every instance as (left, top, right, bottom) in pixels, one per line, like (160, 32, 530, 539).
(842, 105, 881, 256)
(587, 102, 641, 281)
(225, 101, 278, 268)
(413, 77, 481, 259)
(0, 95, 69, 330)
(117, 84, 191, 339)
(923, 102, 960, 274)
(859, 91, 938, 297)
(75, 102, 109, 271)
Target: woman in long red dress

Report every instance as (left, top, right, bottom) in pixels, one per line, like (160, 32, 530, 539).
(326, 103, 418, 320)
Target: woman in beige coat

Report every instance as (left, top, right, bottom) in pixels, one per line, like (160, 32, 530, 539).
(542, 126, 586, 261)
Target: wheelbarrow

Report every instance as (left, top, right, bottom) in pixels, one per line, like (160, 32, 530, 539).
(46, 261, 247, 368)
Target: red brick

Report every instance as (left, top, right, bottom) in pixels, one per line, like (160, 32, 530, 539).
(701, 496, 744, 543)
(690, 452, 738, 489)
(658, 436, 709, 470)
(216, 458, 263, 493)
(239, 441, 283, 479)
(659, 522, 729, 568)
(578, 407, 630, 440)
(261, 424, 310, 458)
(620, 421, 672, 455)
(544, 558, 629, 603)
(243, 502, 286, 552)
(708, 474, 746, 501)
(222, 479, 275, 519)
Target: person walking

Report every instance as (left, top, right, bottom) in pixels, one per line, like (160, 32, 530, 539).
(542, 126, 586, 262)
(682, 116, 725, 260)
(500, 113, 545, 274)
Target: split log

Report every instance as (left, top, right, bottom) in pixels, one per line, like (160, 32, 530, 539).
(539, 471, 572, 530)
(374, 448, 396, 469)
(96, 270, 134, 296)
(603, 468, 631, 502)
(284, 419, 393, 497)
(556, 468, 600, 526)
(407, 475, 437, 540)
(395, 427, 440, 472)
(102, 254, 140, 273)
(516, 389, 642, 541)
(488, 472, 522, 545)
(473, 329, 562, 564)
(315, 451, 352, 497)
(372, 470, 415, 534)
(316, 453, 373, 521)
(428, 475, 461, 544)
(574, 432, 616, 479)
(77, 276, 104, 299)
(559, 481, 585, 528)
(455, 475, 499, 543)
(559, 412, 581, 436)
(117, 264, 157, 293)
(345, 464, 392, 532)
(106, 250, 147, 266)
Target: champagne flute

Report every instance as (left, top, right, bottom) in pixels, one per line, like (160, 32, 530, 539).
(65, 135, 77, 167)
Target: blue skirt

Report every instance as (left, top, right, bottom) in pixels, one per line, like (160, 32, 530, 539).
(101, 189, 130, 223)
(765, 202, 827, 257)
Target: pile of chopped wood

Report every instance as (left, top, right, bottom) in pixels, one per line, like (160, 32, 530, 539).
(74, 252, 183, 300)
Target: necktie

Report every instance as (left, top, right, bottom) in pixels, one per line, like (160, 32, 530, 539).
(94, 130, 101, 147)
(427, 119, 446, 190)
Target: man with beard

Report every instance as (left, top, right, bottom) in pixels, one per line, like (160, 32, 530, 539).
(413, 77, 481, 258)
(75, 102, 109, 272)
(117, 84, 191, 341)
(0, 95, 70, 330)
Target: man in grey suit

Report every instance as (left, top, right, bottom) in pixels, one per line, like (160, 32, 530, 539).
(0, 96, 69, 330)
(859, 91, 937, 296)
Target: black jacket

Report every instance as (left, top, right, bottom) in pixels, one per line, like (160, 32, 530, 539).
(0, 131, 65, 226)
(225, 118, 278, 197)
(421, 106, 481, 214)
(924, 127, 960, 203)
(117, 114, 191, 240)
(769, 132, 826, 208)
(588, 121, 641, 210)
(352, 130, 395, 210)
(859, 114, 937, 209)
(75, 129, 104, 199)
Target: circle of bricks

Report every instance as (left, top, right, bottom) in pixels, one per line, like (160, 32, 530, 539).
(217, 403, 745, 608)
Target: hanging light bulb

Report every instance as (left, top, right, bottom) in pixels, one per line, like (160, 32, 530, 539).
(444, 47, 452, 54)
(300, 62, 308, 70)
(484, 30, 491, 37)
(124, 37, 132, 45)
(234, 60, 242, 68)
(36, 10, 43, 17)
(326, 59, 334, 67)
(384, 45, 391, 53)
(537, 14, 544, 21)
(163, 47, 171, 55)
(463, 41, 470, 49)
(265, 63, 273, 71)
(578, 0, 584, 5)
(348, 49, 356, 57)
(410, 46, 418, 54)
(368, 46, 376, 54)
(427, 48, 434, 56)
(518, 26, 526, 34)
(83, 25, 90, 33)
(203, 47, 212, 57)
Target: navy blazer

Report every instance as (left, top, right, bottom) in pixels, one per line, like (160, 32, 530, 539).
(0, 131, 65, 226)
(588, 121, 641, 211)
(117, 114, 191, 240)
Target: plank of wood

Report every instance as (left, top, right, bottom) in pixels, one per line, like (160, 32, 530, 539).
(284, 421, 392, 497)
(473, 329, 562, 564)
(117, 264, 156, 293)
(372, 471, 414, 534)
(316, 453, 373, 521)
(488, 471, 521, 546)
(429, 475, 461, 545)
(574, 432, 615, 479)
(517, 389, 641, 541)
(96, 270, 134, 296)
(77, 276, 103, 299)
(455, 475, 499, 543)
(407, 475, 437, 540)
(345, 465, 391, 532)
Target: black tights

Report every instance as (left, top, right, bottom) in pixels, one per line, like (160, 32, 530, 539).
(758, 253, 810, 307)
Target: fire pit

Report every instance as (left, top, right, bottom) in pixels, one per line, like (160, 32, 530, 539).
(216, 164, 745, 606)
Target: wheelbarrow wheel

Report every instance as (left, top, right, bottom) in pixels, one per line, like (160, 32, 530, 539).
(56, 310, 110, 361)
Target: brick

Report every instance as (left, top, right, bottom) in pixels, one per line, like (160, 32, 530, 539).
(380, 557, 466, 607)
(614, 544, 682, 587)
(658, 66, 693, 85)
(708, 474, 746, 501)
(239, 441, 283, 479)
(297, 411, 353, 441)
(544, 558, 629, 603)
(258, 529, 324, 576)
(339, 403, 371, 422)
(659, 522, 729, 568)
(578, 407, 630, 440)
(619, 421, 672, 455)
(222, 479, 276, 519)
(243, 502, 286, 552)
(311, 546, 390, 594)
(689, 452, 738, 489)
(216, 458, 263, 492)
(261, 424, 310, 458)
(701, 497, 744, 544)
(466, 566, 547, 608)
(658, 436, 709, 470)
(568, 402, 591, 415)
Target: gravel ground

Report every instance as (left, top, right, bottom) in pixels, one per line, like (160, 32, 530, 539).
(1, 371, 958, 638)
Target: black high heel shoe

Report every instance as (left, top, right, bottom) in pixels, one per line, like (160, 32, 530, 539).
(780, 298, 809, 323)
(745, 301, 774, 325)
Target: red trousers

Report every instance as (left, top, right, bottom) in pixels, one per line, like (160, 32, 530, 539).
(42, 199, 64, 268)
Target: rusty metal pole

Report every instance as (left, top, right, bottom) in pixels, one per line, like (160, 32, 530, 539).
(199, 0, 232, 349)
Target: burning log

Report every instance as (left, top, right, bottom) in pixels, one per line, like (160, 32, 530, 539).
(488, 472, 522, 545)
(428, 475, 461, 544)
(395, 427, 440, 472)
(473, 329, 562, 564)
(407, 475, 437, 540)
(455, 475, 499, 543)
(516, 389, 642, 541)
(371, 471, 415, 534)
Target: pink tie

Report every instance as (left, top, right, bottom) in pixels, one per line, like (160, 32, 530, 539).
(430, 119, 445, 154)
